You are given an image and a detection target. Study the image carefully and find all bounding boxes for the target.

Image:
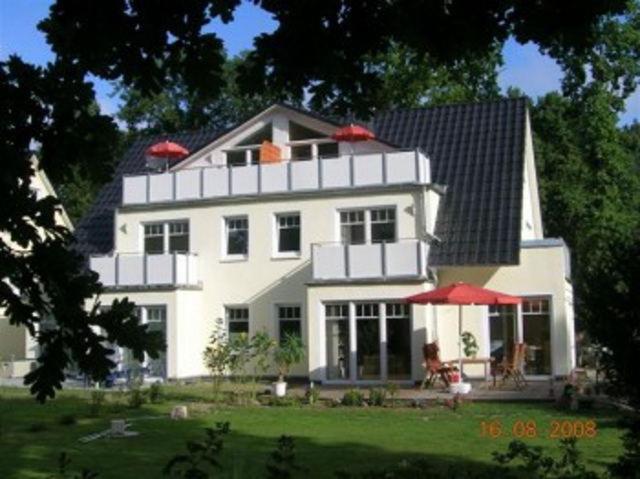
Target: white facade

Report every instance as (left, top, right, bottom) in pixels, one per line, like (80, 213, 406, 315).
(90, 105, 576, 383)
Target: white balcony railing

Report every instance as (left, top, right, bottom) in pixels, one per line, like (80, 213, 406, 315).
(311, 239, 428, 281)
(89, 253, 199, 288)
(122, 150, 430, 205)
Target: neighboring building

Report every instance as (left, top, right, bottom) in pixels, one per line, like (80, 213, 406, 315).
(78, 99, 576, 383)
(0, 156, 74, 379)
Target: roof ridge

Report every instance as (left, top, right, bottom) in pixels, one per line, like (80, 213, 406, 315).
(374, 96, 527, 118)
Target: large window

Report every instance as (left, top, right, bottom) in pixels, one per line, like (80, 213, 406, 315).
(339, 207, 396, 245)
(144, 221, 189, 254)
(225, 216, 249, 257)
(488, 305, 517, 364)
(225, 124, 272, 167)
(522, 298, 551, 375)
(275, 213, 301, 254)
(386, 303, 411, 380)
(226, 307, 249, 341)
(277, 305, 302, 344)
(145, 306, 167, 377)
(355, 303, 380, 380)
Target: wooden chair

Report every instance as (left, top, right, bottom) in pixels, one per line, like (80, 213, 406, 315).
(420, 341, 455, 389)
(493, 342, 528, 390)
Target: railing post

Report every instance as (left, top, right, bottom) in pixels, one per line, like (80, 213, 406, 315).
(171, 171, 177, 200)
(143, 253, 148, 285)
(349, 155, 355, 187)
(145, 174, 150, 203)
(381, 152, 387, 184)
(115, 254, 120, 286)
(172, 252, 177, 285)
(228, 165, 233, 196)
(287, 161, 293, 191)
(318, 158, 323, 189)
(381, 241, 387, 278)
(185, 253, 190, 285)
(414, 149, 421, 183)
(199, 168, 204, 198)
(257, 163, 262, 194)
(344, 244, 350, 279)
(416, 240, 423, 276)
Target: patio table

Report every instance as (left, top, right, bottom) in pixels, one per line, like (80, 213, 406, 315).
(444, 357, 495, 384)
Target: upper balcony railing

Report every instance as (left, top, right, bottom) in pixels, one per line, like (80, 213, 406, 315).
(90, 253, 199, 288)
(311, 239, 428, 282)
(122, 150, 430, 205)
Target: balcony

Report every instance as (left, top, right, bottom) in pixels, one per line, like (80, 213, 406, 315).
(90, 253, 199, 288)
(311, 239, 428, 282)
(122, 150, 430, 205)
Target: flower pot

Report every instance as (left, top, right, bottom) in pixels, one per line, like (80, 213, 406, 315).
(449, 382, 472, 395)
(273, 381, 287, 397)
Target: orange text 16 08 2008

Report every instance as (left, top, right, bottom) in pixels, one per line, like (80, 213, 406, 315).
(479, 419, 597, 439)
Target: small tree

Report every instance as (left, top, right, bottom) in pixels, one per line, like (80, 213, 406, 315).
(203, 329, 232, 399)
(273, 334, 305, 383)
(163, 422, 230, 478)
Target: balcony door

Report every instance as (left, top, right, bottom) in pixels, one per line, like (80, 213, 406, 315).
(324, 301, 412, 383)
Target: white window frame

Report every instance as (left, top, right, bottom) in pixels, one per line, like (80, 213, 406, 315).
(141, 220, 190, 254)
(336, 206, 397, 245)
(275, 304, 303, 344)
(222, 215, 249, 261)
(225, 305, 250, 340)
(273, 212, 301, 258)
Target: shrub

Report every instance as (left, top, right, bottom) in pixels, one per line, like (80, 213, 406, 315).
(266, 435, 302, 479)
(385, 382, 399, 406)
(273, 333, 305, 383)
(305, 384, 321, 405)
(163, 422, 230, 477)
(88, 390, 106, 417)
(341, 389, 365, 407)
(58, 414, 77, 426)
(368, 388, 387, 407)
(127, 386, 147, 409)
(270, 395, 302, 407)
(148, 382, 164, 403)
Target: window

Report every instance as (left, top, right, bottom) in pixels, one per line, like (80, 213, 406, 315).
(325, 304, 350, 380)
(488, 305, 517, 364)
(277, 305, 302, 344)
(370, 208, 395, 243)
(276, 213, 300, 254)
(289, 122, 324, 141)
(144, 221, 189, 254)
(317, 142, 339, 158)
(145, 306, 167, 377)
(237, 124, 272, 145)
(291, 144, 312, 161)
(340, 210, 366, 245)
(522, 297, 551, 375)
(340, 208, 396, 245)
(225, 216, 249, 257)
(225, 124, 271, 167)
(169, 222, 189, 253)
(226, 307, 249, 341)
(226, 150, 247, 167)
(144, 223, 164, 254)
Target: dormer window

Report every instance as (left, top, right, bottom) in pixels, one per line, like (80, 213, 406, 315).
(288, 121, 338, 161)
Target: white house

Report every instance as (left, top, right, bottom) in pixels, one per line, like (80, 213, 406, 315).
(78, 99, 576, 384)
(0, 156, 74, 378)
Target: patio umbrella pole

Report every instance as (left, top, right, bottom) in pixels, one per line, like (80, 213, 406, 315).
(458, 305, 463, 377)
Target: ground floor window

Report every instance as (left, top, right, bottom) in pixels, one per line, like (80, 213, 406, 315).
(277, 305, 302, 344)
(226, 306, 249, 341)
(324, 301, 412, 382)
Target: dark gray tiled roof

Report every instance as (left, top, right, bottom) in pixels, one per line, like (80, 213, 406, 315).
(373, 98, 527, 266)
(76, 98, 527, 266)
(75, 128, 224, 256)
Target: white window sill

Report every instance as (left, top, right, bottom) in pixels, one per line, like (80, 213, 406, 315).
(271, 252, 302, 260)
(220, 255, 248, 263)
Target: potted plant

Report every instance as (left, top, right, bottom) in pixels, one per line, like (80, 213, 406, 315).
(272, 333, 305, 397)
(461, 331, 479, 358)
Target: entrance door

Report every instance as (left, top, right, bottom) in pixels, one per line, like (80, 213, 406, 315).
(356, 303, 381, 380)
(522, 298, 551, 375)
(386, 303, 412, 380)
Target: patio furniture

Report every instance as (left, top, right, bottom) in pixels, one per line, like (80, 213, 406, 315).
(420, 341, 455, 389)
(444, 356, 495, 384)
(492, 342, 528, 389)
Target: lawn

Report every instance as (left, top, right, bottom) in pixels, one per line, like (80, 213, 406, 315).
(0, 384, 626, 478)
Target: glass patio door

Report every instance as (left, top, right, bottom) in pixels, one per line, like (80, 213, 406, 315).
(386, 304, 411, 380)
(356, 303, 381, 380)
(522, 298, 551, 375)
(325, 304, 350, 380)
(488, 305, 517, 364)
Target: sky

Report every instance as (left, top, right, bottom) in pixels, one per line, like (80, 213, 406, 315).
(1, 0, 638, 124)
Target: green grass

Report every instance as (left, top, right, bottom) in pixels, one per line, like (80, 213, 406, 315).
(0, 385, 626, 478)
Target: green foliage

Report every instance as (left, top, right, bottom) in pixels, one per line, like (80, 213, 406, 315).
(251, 330, 276, 379)
(149, 383, 164, 404)
(305, 384, 321, 405)
(163, 421, 230, 478)
(27, 421, 48, 433)
(368, 388, 387, 407)
(52, 452, 99, 479)
(203, 328, 232, 385)
(273, 333, 305, 383)
(88, 390, 106, 417)
(127, 386, 146, 409)
(266, 435, 302, 479)
(385, 383, 399, 407)
(493, 439, 600, 479)
(341, 389, 366, 407)
(461, 331, 479, 357)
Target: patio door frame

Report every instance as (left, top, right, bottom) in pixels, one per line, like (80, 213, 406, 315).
(323, 300, 413, 385)
(483, 293, 554, 379)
